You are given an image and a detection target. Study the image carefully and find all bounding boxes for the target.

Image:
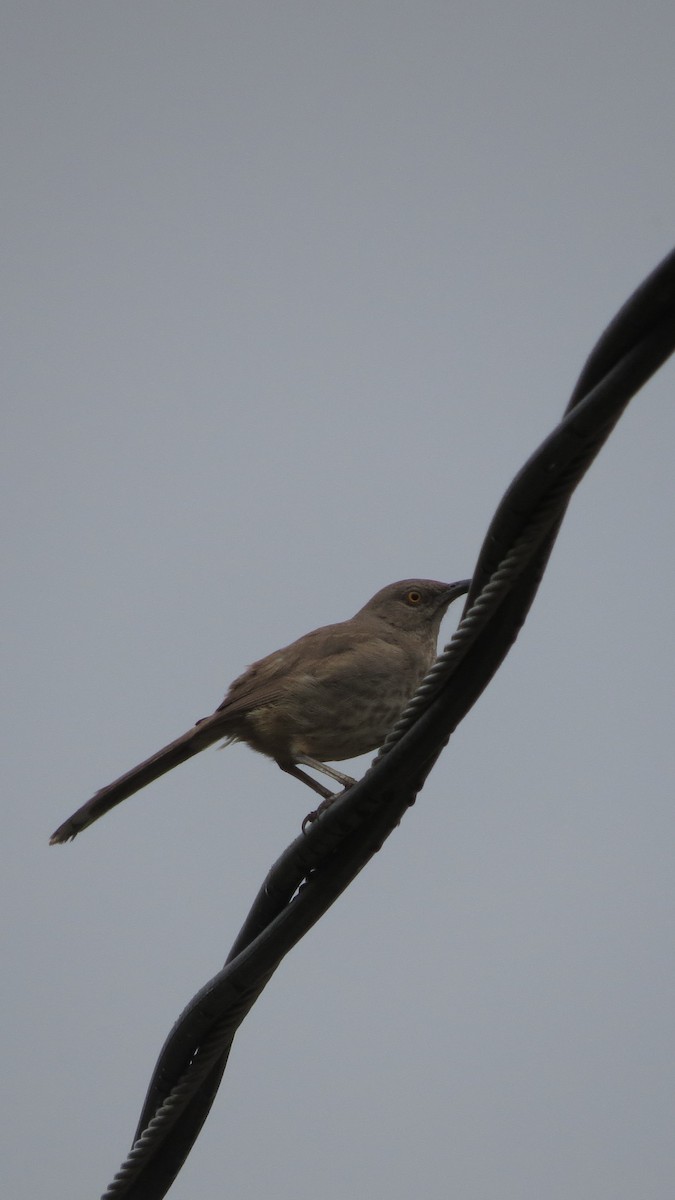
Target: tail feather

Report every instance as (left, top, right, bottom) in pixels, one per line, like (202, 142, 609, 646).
(49, 715, 227, 844)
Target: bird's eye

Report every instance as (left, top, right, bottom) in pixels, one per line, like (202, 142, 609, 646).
(406, 590, 422, 605)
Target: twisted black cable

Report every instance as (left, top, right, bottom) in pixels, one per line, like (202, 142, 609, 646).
(99, 246, 675, 1200)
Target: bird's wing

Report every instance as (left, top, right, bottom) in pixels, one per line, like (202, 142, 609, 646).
(215, 621, 364, 715)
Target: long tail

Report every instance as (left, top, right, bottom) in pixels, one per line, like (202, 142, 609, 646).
(49, 714, 229, 844)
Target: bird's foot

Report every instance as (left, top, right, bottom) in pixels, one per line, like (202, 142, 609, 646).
(302, 784, 355, 832)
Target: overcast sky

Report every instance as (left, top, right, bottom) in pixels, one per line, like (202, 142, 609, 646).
(4, 4, 675, 1198)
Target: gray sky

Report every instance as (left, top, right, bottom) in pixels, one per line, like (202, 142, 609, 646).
(4, 4, 675, 1198)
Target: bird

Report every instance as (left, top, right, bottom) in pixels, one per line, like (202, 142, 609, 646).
(49, 577, 470, 843)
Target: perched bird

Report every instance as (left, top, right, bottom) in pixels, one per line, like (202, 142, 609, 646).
(50, 577, 469, 843)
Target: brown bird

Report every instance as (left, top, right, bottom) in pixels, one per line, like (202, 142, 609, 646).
(50, 578, 469, 843)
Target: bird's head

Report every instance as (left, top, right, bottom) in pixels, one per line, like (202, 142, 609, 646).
(359, 577, 470, 637)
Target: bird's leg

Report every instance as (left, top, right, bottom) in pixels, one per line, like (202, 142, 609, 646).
(276, 759, 335, 800)
(276, 757, 358, 833)
(293, 754, 357, 789)
(289, 756, 358, 833)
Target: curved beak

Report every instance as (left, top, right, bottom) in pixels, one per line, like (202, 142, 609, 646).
(442, 578, 471, 608)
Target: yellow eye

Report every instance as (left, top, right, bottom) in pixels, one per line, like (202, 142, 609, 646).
(406, 589, 422, 605)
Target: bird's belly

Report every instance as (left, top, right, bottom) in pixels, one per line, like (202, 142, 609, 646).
(244, 682, 413, 763)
